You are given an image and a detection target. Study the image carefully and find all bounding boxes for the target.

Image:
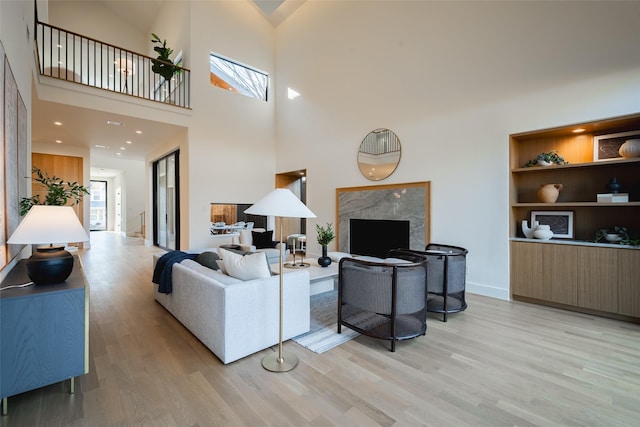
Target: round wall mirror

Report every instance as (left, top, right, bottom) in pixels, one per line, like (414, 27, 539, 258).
(357, 128, 401, 181)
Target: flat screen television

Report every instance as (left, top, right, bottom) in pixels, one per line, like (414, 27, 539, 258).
(349, 218, 410, 258)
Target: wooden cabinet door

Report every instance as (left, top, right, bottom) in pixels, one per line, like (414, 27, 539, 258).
(511, 241, 543, 299)
(577, 246, 618, 313)
(618, 249, 640, 317)
(511, 241, 577, 305)
(542, 244, 577, 306)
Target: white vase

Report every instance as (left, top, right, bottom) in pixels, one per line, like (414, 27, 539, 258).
(521, 220, 539, 238)
(533, 224, 553, 240)
(537, 159, 552, 166)
(619, 139, 640, 158)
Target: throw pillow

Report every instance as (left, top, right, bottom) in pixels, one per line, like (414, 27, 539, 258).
(252, 230, 277, 249)
(195, 251, 220, 270)
(218, 248, 271, 281)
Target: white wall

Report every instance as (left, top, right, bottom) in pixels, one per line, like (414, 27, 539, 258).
(151, 0, 276, 250)
(0, 0, 35, 282)
(275, 1, 640, 299)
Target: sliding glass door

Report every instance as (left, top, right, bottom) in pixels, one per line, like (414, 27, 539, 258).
(153, 151, 179, 250)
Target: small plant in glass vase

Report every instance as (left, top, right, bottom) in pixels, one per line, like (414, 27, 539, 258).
(316, 222, 335, 267)
(524, 150, 568, 167)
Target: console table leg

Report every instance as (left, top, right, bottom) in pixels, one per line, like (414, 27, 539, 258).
(2, 397, 7, 416)
(70, 377, 75, 394)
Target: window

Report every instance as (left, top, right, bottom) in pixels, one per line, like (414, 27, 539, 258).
(209, 52, 269, 101)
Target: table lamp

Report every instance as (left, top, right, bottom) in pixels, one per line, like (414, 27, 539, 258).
(245, 189, 316, 372)
(7, 205, 89, 285)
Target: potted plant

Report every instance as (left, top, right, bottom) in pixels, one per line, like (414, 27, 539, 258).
(316, 222, 335, 267)
(19, 167, 90, 216)
(524, 150, 568, 167)
(151, 33, 178, 81)
(591, 226, 639, 246)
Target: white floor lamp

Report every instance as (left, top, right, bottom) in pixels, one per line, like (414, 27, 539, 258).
(245, 189, 316, 372)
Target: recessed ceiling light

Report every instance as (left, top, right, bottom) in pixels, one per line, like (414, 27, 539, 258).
(125, 140, 132, 144)
(55, 140, 62, 143)
(107, 120, 125, 127)
(116, 152, 121, 156)
(54, 121, 62, 126)
(572, 128, 586, 133)
(95, 144, 109, 149)
(135, 130, 142, 134)
(120, 147, 126, 150)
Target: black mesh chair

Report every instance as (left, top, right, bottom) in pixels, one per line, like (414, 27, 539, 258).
(337, 254, 427, 352)
(396, 244, 468, 322)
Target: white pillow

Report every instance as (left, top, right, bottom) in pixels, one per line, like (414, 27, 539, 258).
(217, 248, 271, 281)
(328, 251, 351, 262)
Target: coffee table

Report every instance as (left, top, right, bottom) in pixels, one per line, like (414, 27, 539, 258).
(271, 258, 338, 296)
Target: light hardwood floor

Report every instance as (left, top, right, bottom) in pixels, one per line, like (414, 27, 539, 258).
(2, 232, 639, 426)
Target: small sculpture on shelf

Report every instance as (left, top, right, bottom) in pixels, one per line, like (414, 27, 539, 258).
(524, 150, 568, 167)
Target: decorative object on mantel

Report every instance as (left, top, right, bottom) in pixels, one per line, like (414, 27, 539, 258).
(537, 183, 563, 203)
(524, 150, 568, 167)
(591, 226, 639, 247)
(619, 138, 640, 158)
(521, 219, 539, 238)
(606, 177, 622, 194)
(357, 128, 401, 181)
(316, 222, 335, 267)
(533, 224, 554, 240)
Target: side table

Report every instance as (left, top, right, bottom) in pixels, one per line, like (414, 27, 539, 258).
(0, 256, 89, 415)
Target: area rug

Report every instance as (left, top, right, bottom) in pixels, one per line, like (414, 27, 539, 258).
(292, 290, 384, 354)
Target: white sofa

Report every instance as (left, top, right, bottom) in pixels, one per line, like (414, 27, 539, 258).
(153, 253, 310, 364)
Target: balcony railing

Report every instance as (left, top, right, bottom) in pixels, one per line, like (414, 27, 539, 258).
(35, 21, 190, 109)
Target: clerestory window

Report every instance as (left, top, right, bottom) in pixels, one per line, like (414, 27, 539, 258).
(209, 52, 269, 101)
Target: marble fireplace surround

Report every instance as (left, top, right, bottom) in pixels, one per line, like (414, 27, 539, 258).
(336, 182, 431, 254)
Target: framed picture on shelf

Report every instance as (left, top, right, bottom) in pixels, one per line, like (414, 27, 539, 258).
(531, 211, 574, 239)
(593, 130, 640, 161)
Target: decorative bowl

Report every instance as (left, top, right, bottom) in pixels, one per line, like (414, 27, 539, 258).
(605, 233, 622, 243)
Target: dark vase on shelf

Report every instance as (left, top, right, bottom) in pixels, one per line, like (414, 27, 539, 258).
(606, 177, 621, 194)
(318, 245, 331, 267)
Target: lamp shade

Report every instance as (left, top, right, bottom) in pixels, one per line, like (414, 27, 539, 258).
(8, 205, 89, 245)
(244, 188, 316, 218)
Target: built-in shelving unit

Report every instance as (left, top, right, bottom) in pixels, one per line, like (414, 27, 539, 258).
(509, 113, 640, 322)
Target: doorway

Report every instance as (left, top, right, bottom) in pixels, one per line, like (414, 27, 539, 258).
(90, 180, 107, 231)
(275, 169, 307, 238)
(153, 151, 180, 250)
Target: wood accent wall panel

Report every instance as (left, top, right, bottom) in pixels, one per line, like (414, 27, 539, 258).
(31, 154, 85, 247)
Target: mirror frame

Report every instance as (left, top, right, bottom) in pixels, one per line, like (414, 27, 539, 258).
(357, 128, 402, 181)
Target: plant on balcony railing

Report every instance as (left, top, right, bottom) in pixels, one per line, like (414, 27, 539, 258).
(151, 33, 178, 81)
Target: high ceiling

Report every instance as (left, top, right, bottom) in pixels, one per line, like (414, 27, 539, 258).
(34, 0, 304, 176)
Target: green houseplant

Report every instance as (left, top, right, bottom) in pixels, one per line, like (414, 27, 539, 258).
(19, 167, 90, 216)
(151, 33, 178, 81)
(524, 150, 568, 167)
(316, 222, 335, 267)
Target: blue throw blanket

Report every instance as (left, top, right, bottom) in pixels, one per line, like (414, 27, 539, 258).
(153, 251, 197, 294)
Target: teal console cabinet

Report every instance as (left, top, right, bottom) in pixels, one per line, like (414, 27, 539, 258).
(0, 256, 88, 415)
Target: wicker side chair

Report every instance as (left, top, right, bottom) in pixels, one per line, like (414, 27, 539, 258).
(337, 255, 427, 352)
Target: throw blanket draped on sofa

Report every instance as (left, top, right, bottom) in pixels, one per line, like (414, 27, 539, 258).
(152, 251, 197, 294)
